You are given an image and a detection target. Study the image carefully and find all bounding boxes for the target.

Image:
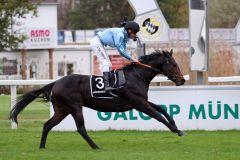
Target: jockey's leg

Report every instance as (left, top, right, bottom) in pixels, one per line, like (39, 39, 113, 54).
(90, 36, 110, 70)
(102, 58, 116, 91)
(91, 36, 115, 91)
(103, 71, 116, 91)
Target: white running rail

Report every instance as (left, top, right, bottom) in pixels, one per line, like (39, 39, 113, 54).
(0, 80, 55, 129)
(208, 76, 240, 82)
(151, 74, 190, 83)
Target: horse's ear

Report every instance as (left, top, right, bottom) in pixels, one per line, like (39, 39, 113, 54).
(163, 50, 170, 58)
(169, 49, 173, 56)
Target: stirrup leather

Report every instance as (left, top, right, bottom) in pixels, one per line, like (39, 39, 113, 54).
(103, 72, 116, 91)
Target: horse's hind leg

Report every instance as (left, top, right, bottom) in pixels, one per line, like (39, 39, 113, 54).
(71, 108, 99, 149)
(149, 101, 185, 136)
(40, 111, 67, 148)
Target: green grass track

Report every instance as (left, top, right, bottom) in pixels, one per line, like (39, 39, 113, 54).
(0, 95, 239, 160)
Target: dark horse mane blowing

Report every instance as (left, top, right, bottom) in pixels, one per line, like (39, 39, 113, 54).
(10, 49, 186, 149)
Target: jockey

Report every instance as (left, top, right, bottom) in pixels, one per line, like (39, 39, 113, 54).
(90, 21, 140, 91)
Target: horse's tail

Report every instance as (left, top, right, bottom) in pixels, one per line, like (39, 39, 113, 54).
(9, 82, 56, 124)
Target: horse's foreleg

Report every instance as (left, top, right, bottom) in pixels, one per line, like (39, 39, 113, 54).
(139, 107, 177, 132)
(124, 91, 178, 134)
(149, 101, 185, 136)
(133, 101, 182, 136)
(148, 102, 173, 123)
(72, 109, 99, 149)
(40, 112, 67, 148)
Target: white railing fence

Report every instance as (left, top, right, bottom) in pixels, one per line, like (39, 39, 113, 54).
(208, 76, 240, 82)
(0, 80, 55, 129)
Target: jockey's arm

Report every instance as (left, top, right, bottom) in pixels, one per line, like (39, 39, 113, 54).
(117, 45, 139, 62)
(116, 43, 132, 61)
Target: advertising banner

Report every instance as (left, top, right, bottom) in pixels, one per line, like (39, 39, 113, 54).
(135, 10, 169, 42)
(23, 28, 56, 49)
(92, 49, 130, 75)
(64, 30, 73, 44)
(128, 0, 169, 43)
(51, 85, 240, 131)
(12, 4, 58, 49)
(75, 30, 85, 43)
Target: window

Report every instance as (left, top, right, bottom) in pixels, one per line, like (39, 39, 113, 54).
(67, 63, 74, 75)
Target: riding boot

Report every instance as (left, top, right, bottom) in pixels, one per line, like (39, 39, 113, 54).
(103, 72, 115, 91)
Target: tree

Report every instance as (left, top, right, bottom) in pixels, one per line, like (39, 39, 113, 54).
(64, 0, 240, 29)
(0, 0, 38, 51)
(157, 0, 188, 28)
(209, 0, 240, 28)
(67, 0, 189, 29)
(67, 0, 135, 29)
(157, 0, 240, 28)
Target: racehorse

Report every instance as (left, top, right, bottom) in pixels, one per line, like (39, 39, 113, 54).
(9, 49, 185, 149)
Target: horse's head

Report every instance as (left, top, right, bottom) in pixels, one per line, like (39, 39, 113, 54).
(139, 50, 185, 86)
(159, 50, 185, 86)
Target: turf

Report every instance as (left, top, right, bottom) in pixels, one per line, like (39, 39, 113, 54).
(0, 95, 240, 160)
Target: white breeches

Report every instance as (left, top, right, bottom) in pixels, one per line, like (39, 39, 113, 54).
(90, 36, 112, 72)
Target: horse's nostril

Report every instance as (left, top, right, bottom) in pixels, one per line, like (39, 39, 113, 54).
(176, 79, 185, 86)
(181, 79, 185, 85)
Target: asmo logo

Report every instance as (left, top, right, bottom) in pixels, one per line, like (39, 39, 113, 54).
(28, 29, 52, 43)
(30, 29, 50, 37)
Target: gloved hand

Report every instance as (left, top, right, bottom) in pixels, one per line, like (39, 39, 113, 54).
(131, 57, 139, 63)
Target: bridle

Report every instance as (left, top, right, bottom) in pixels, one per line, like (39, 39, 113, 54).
(132, 60, 182, 83)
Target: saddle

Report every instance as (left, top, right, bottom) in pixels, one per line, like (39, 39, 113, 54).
(90, 70, 126, 99)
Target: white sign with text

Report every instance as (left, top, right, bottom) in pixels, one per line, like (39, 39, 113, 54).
(51, 85, 240, 131)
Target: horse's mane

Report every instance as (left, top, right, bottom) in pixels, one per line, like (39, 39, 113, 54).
(139, 50, 163, 63)
(121, 50, 163, 70)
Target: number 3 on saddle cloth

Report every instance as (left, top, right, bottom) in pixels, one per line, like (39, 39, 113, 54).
(90, 70, 126, 99)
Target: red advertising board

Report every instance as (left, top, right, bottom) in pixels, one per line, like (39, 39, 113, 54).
(92, 55, 130, 75)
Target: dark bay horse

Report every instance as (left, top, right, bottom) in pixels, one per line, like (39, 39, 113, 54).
(10, 50, 185, 149)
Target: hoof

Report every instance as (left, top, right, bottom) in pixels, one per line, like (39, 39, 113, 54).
(177, 130, 186, 136)
(92, 146, 100, 150)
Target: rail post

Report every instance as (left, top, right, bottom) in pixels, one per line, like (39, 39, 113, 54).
(10, 85, 17, 129)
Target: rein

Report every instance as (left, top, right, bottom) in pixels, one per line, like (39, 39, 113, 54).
(133, 62, 162, 74)
(132, 62, 162, 83)
(132, 61, 182, 83)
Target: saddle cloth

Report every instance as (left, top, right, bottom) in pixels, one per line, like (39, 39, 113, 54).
(90, 70, 126, 99)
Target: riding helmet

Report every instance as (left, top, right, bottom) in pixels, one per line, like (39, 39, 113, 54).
(124, 21, 140, 33)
